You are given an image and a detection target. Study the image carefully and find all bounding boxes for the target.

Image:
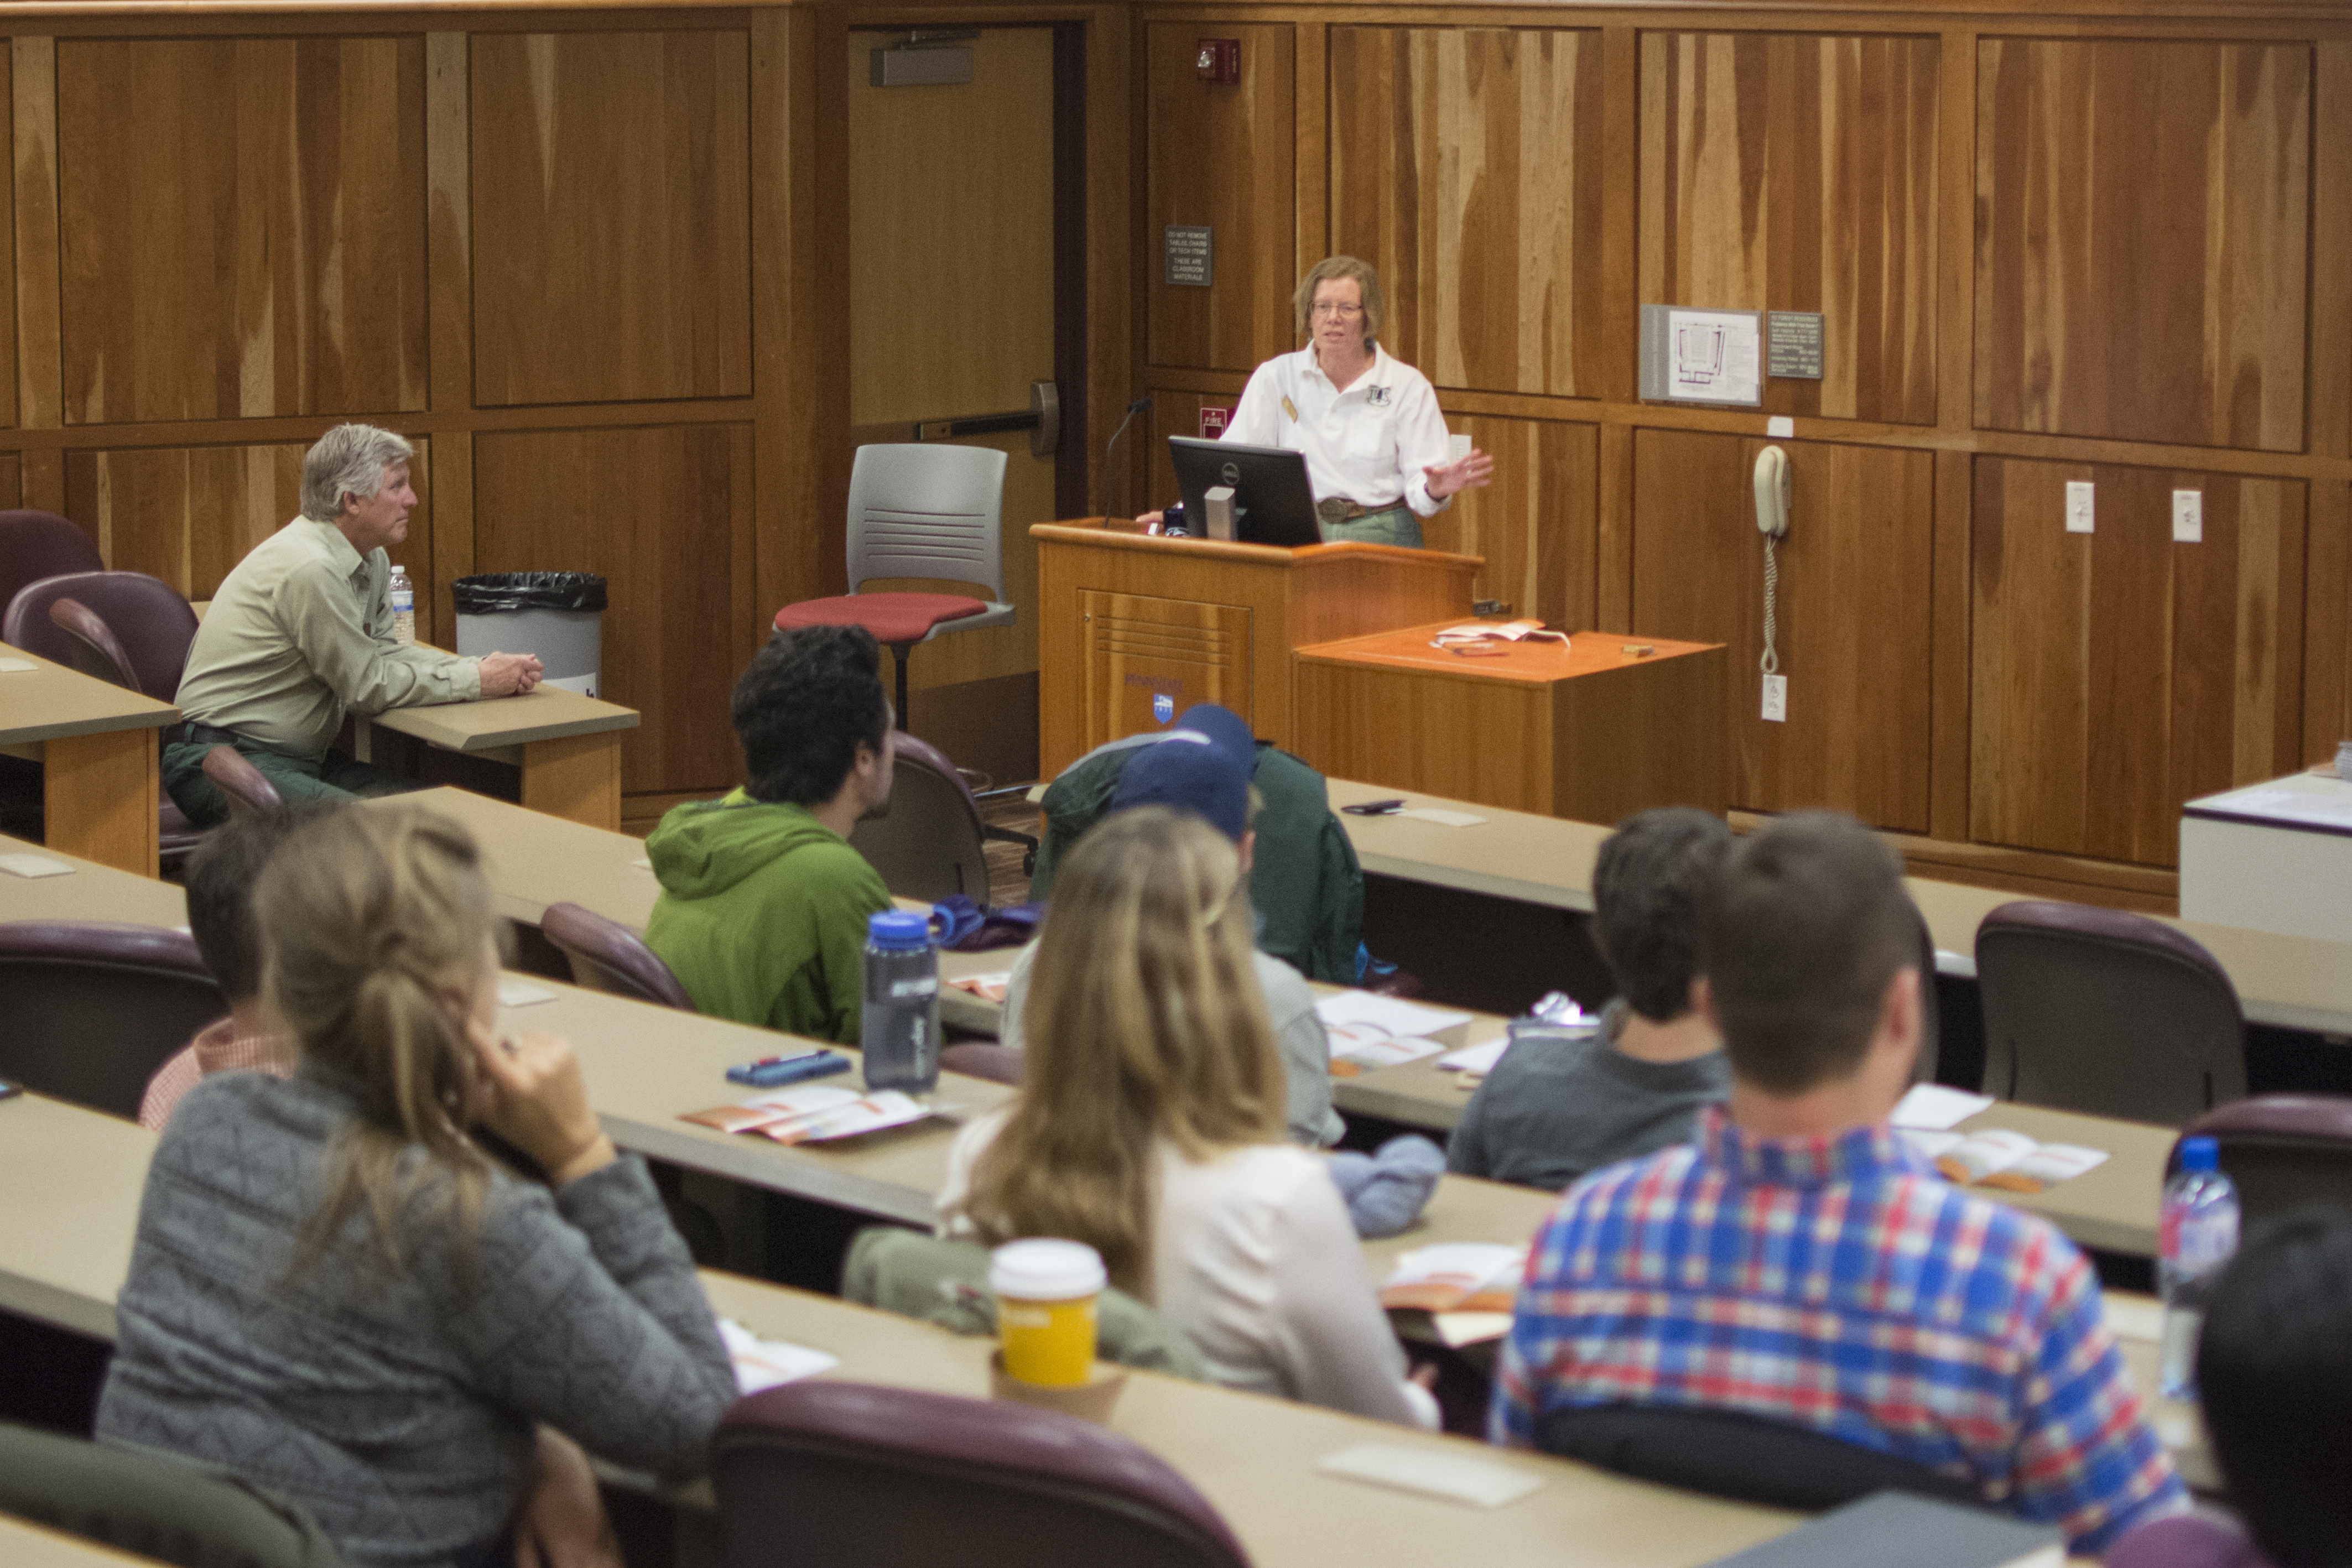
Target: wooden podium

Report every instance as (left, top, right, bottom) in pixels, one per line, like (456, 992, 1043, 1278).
(1034, 518, 1480, 775)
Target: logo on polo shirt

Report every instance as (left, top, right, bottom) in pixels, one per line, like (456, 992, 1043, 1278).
(1368, 385, 1392, 406)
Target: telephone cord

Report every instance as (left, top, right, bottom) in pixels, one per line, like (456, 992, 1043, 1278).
(1760, 532, 1781, 678)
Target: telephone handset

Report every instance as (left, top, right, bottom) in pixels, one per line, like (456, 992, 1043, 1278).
(1752, 446, 1789, 720)
(1753, 445, 1790, 538)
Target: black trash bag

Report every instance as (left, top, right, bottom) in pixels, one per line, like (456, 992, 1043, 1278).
(450, 572, 608, 613)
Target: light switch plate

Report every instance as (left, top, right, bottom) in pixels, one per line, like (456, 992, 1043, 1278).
(1766, 416, 1794, 439)
(1449, 433, 1472, 461)
(2065, 480, 2095, 534)
(2172, 489, 2203, 543)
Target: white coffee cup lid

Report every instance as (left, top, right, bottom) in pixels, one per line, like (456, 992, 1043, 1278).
(990, 1238, 1106, 1301)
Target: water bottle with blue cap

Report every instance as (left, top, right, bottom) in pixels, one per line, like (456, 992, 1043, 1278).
(861, 910, 939, 1094)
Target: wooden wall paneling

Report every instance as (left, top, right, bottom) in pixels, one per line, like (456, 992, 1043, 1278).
(470, 30, 752, 409)
(1081, 7, 1135, 527)
(61, 440, 432, 612)
(1330, 27, 1604, 399)
(55, 38, 428, 426)
(1594, 420, 1633, 632)
(752, 6, 839, 625)
(1969, 458, 2307, 866)
(1639, 30, 1938, 426)
(475, 426, 749, 798)
(1974, 39, 2310, 454)
(1928, 446, 1971, 841)
(1598, 27, 1638, 403)
(1934, 25, 1976, 436)
(1145, 22, 1295, 373)
(1294, 14, 1327, 279)
(0, 40, 18, 434)
(1630, 428, 1935, 832)
(424, 31, 471, 650)
(1419, 414, 1596, 631)
(14, 35, 60, 508)
(0, 455, 22, 509)
(2312, 39, 2352, 461)
(2307, 482, 2350, 764)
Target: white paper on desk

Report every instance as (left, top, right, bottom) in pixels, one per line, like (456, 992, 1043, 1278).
(946, 970, 1012, 1003)
(1899, 1129, 1966, 1161)
(2208, 784, 2352, 830)
(716, 1318, 840, 1394)
(496, 978, 559, 1008)
(0, 656, 36, 673)
(1892, 1083, 1995, 1130)
(1326, 1024, 1445, 1068)
(1317, 1443, 1543, 1509)
(0, 853, 73, 879)
(2103, 1295, 2164, 1344)
(1437, 1036, 1511, 1075)
(1433, 1311, 1514, 1349)
(1315, 991, 1472, 1040)
(1397, 808, 1486, 828)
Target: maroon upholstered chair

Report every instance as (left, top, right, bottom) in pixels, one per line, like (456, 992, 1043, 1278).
(15, 573, 200, 696)
(772, 445, 1014, 726)
(40, 590, 209, 871)
(850, 733, 1021, 905)
(711, 1381, 1251, 1568)
(1975, 900, 2246, 1126)
(0, 510, 102, 642)
(539, 901, 693, 1010)
(0, 921, 225, 1119)
(2182, 1095, 2352, 1231)
(199, 745, 284, 819)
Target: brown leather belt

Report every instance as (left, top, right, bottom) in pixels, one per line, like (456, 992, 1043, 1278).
(1317, 497, 1376, 526)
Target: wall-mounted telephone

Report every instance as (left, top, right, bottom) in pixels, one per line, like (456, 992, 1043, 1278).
(1752, 446, 1789, 722)
(1753, 445, 1789, 539)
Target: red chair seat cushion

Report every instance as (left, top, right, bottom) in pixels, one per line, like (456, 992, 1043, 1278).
(774, 592, 987, 647)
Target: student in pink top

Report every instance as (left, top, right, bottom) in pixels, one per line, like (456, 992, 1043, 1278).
(137, 803, 334, 1132)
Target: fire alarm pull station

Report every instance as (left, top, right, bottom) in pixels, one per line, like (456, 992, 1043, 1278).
(1196, 39, 1240, 84)
(1199, 407, 1229, 440)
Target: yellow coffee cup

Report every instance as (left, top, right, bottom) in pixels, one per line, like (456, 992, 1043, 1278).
(990, 1238, 1106, 1388)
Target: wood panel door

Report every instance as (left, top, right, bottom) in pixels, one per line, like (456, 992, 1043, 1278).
(1081, 590, 1252, 750)
(1631, 429, 1934, 831)
(1640, 31, 1939, 426)
(1329, 27, 1605, 399)
(847, 25, 1059, 721)
(1146, 23, 1295, 373)
(1971, 458, 2307, 866)
(1974, 39, 2309, 452)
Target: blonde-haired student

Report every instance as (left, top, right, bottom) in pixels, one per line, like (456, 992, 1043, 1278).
(936, 805, 1435, 1428)
(99, 806, 736, 1568)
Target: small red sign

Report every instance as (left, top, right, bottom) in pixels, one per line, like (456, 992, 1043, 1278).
(1199, 406, 1230, 440)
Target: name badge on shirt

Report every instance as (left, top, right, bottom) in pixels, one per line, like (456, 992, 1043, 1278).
(1281, 395, 1298, 423)
(1368, 385, 1392, 407)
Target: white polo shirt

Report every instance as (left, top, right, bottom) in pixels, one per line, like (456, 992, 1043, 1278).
(1221, 343, 1455, 518)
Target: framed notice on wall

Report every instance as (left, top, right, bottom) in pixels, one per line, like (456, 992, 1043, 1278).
(1165, 226, 1212, 287)
(1638, 305, 1763, 407)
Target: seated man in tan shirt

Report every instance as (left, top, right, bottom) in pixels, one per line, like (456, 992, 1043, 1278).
(163, 423, 543, 825)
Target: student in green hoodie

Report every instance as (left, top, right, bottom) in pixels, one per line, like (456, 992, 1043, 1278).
(644, 625, 895, 1041)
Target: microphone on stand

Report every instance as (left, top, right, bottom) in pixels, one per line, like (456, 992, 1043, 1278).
(1101, 397, 1152, 517)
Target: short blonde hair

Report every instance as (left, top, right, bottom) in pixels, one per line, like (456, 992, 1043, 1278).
(1293, 256, 1383, 347)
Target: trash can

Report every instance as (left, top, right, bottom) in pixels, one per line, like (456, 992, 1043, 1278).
(450, 572, 608, 697)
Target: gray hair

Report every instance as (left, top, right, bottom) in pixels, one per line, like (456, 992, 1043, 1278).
(300, 424, 414, 523)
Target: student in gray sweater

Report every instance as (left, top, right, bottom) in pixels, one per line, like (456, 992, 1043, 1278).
(97, 806, 737, 1568)
(1448, 808, 1733, 1192)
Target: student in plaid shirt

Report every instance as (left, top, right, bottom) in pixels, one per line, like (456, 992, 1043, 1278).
(1491, 812, 2185, 1554)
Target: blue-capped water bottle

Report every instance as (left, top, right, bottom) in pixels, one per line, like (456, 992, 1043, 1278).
(860, 910, 939, 1095)
(2158, 1135, 2240, 1399)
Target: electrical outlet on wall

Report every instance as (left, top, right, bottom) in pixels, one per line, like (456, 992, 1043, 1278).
(2065, 481, 2095, 534)
(2173, 489, 2204, 543)
(1761, 675, 1788, 723)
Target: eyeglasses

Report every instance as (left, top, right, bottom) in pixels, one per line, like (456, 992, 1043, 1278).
(1311, 301, 1365, 320)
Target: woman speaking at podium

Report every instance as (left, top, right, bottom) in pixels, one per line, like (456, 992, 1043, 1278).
(1147, 256, 1494, 548)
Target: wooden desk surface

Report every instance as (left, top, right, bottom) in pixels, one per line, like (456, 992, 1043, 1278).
(0, 1093, 150, 1340)
(1298, 624, 1721, 688)
(362, 681, 636, 753)
(0, 650, 178, 744)
(1326, 776, 2352, 1036)
(0, 833, 188, 926)
(700, 1271, 1801, 1568)
(0, 1513, 175, 1568)
(376, 786, 662, 929)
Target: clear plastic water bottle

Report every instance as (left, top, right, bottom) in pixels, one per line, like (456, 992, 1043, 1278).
(860, 910, 939, 1094)
(387, 565, 416, 646)
(2158, 1135, 2240, 1399)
